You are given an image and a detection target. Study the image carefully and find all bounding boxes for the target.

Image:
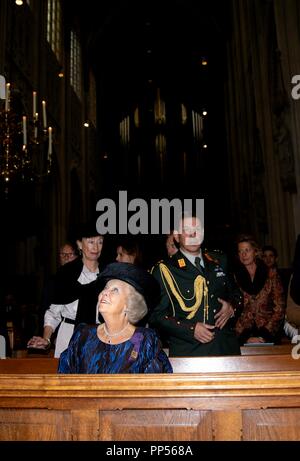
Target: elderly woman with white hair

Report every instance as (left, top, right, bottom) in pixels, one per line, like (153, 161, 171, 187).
(58, 262, 172, 373)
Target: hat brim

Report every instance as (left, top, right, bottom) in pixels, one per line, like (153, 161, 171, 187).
(97, 262, 160, 310)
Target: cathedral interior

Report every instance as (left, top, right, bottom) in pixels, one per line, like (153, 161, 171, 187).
(0, 0, 300, 304)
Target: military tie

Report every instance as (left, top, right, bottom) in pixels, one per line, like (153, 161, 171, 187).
(194, 256, 204, 275)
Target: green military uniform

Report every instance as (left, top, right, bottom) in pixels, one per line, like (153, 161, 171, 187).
(149, 249, 242, 356)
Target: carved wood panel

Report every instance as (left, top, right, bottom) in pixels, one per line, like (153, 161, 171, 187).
(0, 409, 71, 441)
(99, 409, 213, 441)
(243, 408, 300, 440)
(71, 409, 99, 441)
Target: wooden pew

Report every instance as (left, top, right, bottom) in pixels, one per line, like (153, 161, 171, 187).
(241, 344, 293, 355)
(11, 342, 293, 360)
(169, 353, 299, 373)
(0, 358, 59, 374)
(0, 354, 299, 441)
(163, 343, 293, 357)
(0, 353, 298, 374)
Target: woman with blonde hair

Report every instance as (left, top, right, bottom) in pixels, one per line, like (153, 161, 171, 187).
(234, 234, 285, 344)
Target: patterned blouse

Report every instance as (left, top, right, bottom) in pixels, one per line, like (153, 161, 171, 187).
(235, 265, 285, 343)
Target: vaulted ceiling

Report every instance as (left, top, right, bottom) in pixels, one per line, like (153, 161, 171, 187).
(71, 0, 230, 118)
(65, 0, 233, 229)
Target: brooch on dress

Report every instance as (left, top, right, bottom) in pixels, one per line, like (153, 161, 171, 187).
(130, 350, 138, 360)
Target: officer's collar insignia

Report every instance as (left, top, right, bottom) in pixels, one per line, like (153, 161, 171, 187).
(178, 258, 186, 268)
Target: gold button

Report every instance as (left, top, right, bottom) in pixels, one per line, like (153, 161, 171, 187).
(177, 321, 181, 325)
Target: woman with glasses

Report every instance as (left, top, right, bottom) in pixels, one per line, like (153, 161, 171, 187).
(58, 242, 78, 266)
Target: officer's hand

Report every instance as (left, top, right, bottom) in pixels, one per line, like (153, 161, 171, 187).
(214, 298, 235, 329)
(194, 322, 215, 343)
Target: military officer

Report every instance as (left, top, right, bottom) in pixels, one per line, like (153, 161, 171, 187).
(149, 214, 242, 356)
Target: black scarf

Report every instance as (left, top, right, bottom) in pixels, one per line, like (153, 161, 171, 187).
(234, 260, 268, 295)
(50, 258, 105, 325)
(51, 258, 84, 305)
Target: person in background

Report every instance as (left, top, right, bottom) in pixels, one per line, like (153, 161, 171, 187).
(38, 241, 79, 332)
(59, 242, 78, 266)
(234, 235, 285, 344)
(290, 234, 300, 305)
(58, 262, 172, 374)
(0, 292, 15, 357)
(165, 231, 178, 258)
(149, 213, 242, 357)
(284, 285, 300, 339)
(262, 244, 291, 299)
(115, 235, 153, 326)
(0, 317, 10, 356)
(115, 236, 144, 266)
(27, 222, 104, 357)
(262, 245, 279, 275)
(284, 234, 300, 339)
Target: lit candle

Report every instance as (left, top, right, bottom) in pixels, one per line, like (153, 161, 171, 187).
(33, 91, 37, 118)
(22, 116, 27, 146)
(48, 126, 52, 160)
(42, 100, 47, 129)
(5, 83, 10, 112)
(157, 88, 161, 119)
(34, 112, 38, 139)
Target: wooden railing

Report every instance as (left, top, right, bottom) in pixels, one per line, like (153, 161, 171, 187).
(0, 352, 298, 374)
(10, 342, 293, 359)
(240, 343, 292, 355)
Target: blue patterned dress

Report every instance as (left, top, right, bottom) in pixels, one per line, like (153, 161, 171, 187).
(58, 323, 173, 374)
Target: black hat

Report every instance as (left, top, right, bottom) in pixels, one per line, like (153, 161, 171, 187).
(97, 262, 160, 310)
(75, 220, 103, 240)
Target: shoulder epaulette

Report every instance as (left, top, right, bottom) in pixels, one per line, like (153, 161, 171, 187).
(204, 251, 221, 264)
(150, 259, 164, 273)
(204, 247, 224, 254)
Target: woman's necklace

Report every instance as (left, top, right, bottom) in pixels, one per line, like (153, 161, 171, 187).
(103, 323, 130, 344)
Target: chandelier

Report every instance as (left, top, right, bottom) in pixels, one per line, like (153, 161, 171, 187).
(0, 81, 53, 192)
